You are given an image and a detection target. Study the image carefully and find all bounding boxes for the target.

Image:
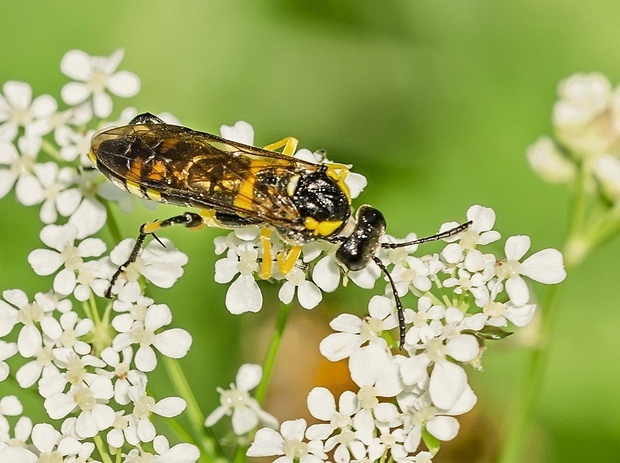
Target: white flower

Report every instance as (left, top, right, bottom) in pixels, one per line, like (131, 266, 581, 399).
(349, 343, 402, 406)
(28, 223, 107, 300)
(306, 388, 367, 462)
(553, 72, 616, 155)
(15, 342, 58, 389)
(215, 243, 263, 314)
(0, 415, 32, 450)
(279, 266, 322, 309)
(397, 389, 476, 453)
(205, 363, 277, 435)
(496, 235, 567, 306)
(0, 289, 55, 358)
(127, 387, 186, 443)
(108, 237, 188, 298)
(106, 411, 139, 448)
(593, 154, 620, 201)
(41, 311, 93, 355)
(61, 49, 140, 118)
(67, 169, 108, 239)
(247, 418, 327, 462)
(220, 120, 254, 145)
(526, 136, 575, 184)
(112, 303, 192, 372)
(99, 347, 146, 405)
(0, 137, 43, 205)
(0, 341, 17, 382)
(441, 205, 501, 264)
(124, 435, 200, 463)
(30, 163, 78, 224)
(0, 396, 23, 432)
(319, 295, 398, 361)
(44, 375, 115, 438)
(0, 81, 56, 141)
(54, 124, 95, 165)
(483, 301, 536, 328)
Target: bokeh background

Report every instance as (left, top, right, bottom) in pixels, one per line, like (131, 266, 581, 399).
(0, 1, 619, 462)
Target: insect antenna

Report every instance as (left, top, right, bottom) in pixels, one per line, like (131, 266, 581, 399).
(373, 220, 472, 349)
(380, 220, 472, 249)
(372, 256, 407, 349)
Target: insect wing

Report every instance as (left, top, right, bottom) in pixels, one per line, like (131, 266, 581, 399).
(91, 122, 322, 228)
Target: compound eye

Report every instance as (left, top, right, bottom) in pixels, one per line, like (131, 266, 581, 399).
(336, 205, 386, 271)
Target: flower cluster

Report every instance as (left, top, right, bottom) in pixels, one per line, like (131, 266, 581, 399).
(0, 50, 199, 462)
(0, 47, 570, 463)
(527, 73, 620, 266)
(240, 205, 565, 462)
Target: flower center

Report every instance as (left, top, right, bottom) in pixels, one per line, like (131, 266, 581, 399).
(360, 317, 382, 342)
(237, 249, 259, 275)
(17, 303, 44, 326)
(38, 451, 64, 463)
(66, 357, 86, 384)
(357, 385, 378, 410)
(459, 229, 480, 250)
(9, 106, 32, 126)
(74, 387, 96, 411)
(411, 405, 437, 426)
(484, 301, 506, 317)
(60, 245, 82, 271)
(496, 259, 522, 279)
(133, 395, 156, 419)
(330, 412, 352, 429)
(11, 154, 35, 175)
(220, 385, 250, 409)
(130, 326, 155, 347)
(283, 440, 309, 459)
(88, 68, 108, 93)
(425, 338, 446, 363)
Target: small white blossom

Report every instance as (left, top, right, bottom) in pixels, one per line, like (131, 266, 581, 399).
(108, 237, 188, 298)
(0, 81, 56, 141)
(279, 266, 323, 309)
(215, 243, 263, 314)
(127, 387, 186, 443)
(44, 375, 115, 438)
(28, 223, 107, 300)
(112, 303, 192, 372)
(205, 363, 277, 435)
(319, 295, 398, 362)
(496, 235, 566, 306)
(247, 418, 327, 462)
(61, 49, 140, 118)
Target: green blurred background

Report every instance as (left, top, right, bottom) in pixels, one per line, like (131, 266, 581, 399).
(1, 1, 619, 462)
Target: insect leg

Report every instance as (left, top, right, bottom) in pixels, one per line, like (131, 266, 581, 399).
(372, 256, 407, 349)
(263, 137, 299, 156)
(277, 245, 302, 275)
(105, 212, 203, 298)
(259, 228, 274, 279)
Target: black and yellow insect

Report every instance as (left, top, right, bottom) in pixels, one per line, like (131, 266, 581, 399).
(90, 113, 470, 348)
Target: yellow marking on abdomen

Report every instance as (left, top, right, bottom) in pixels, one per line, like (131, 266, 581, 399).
(126, 179, 143, 197)
(145, 188, 162, 202)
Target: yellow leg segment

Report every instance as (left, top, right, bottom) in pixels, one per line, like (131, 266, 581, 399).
(263, 136, 298, 156)
(260, 228, 274, 279)
(277, 245, 302, 275)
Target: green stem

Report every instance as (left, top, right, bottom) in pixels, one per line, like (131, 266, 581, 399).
(162, 356, 226, 462)
(254, 301, 292, 404)
(104, 200, 123, 243)
(93, 434, 114, 463)
(497, 283, 562, 463)
(233, 301, 292, 463)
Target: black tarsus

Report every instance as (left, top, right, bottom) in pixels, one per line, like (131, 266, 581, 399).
(105, 212, 203, 299)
